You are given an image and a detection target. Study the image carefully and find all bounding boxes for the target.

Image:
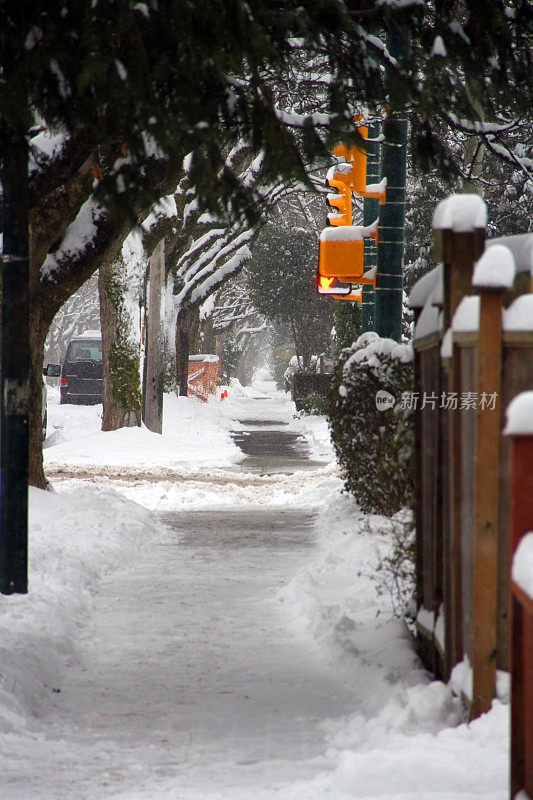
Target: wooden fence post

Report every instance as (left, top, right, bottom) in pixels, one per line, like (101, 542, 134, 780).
(505, 393, 533, 800)
(434, 212, 485, 676)
(469, 248, 515, 718)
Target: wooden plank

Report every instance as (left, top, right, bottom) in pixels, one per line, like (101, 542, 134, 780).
(470, 291, 504, 719)
(500, 346, 533, 672)
(511, 593, 526, 799)
(413, 338, 425, 610)
(508, 434, 533, 798)
(443, 228, 485, 673)
(460, 345, 477, 668)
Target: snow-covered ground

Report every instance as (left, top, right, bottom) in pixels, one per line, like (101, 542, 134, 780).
(0, 371, 508, 798)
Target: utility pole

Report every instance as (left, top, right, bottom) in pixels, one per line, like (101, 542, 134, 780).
(375, 25, 409, 341)
(143, 240, 165, 434)
(0, 126, 30, 595)
(361, 122, 381, 332)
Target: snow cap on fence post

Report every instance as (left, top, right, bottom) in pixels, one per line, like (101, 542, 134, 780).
(472, 244, 516, 292)
(432, 194, 487, 332)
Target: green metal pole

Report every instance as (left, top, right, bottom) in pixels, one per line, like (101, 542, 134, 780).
(375, 26, 409, 342)
(361, 122, 380, 333)
(1, 127, 30, 594)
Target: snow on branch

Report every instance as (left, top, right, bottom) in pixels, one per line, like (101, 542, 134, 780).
(177, 243, 252, 309)
(273, 108, 336, 127)
(40, 197, 106, 280)
(445, 113, 520, 135)
(179, 226, 255, 288)
(142, 194, 178, 232)
(356, 29, 397, 68)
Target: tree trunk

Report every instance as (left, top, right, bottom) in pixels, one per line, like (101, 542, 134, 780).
(177, 326, 190, 396)
(143, 241, 164, 433)
(98, 257, 142, 432)
(176, 307, 201, 396)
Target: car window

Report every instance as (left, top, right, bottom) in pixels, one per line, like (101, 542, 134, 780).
(67, 341, 102, 362)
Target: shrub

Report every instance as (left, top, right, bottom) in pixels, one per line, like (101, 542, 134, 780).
(297, 390, 330, 416)
(292, 373, 331, 412)
(328, 332, 414, 515)
(372, 510, 416, 617)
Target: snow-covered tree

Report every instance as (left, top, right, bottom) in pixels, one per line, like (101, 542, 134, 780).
(247, 224, 334, 371)
(1, 0, 530, 486)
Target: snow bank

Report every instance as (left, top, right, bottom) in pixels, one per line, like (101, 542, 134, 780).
(294, 412, 335, 463)
(44, 389, 243, 471)
(408, 264, 442, 310)
(487, 233, 533, 275)
(275, 487, 508, 800)
(503, 294, 533, 332)
(441, 327, 453, 359)
(0, 487, 162, 732)
(287, 700, 508, 800)
(414, 286, 442, 341)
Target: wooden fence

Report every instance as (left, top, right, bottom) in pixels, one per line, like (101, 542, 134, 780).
(408, 195, 533, 797)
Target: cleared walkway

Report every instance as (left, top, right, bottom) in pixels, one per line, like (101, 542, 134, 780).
(5, 404, 359, 799)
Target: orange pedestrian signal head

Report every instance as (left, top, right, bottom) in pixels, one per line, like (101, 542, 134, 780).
(317, 274, 352, 295)
(319, 226, 365, 280)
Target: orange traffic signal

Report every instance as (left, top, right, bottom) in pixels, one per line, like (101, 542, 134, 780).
(319, 226, 365, 280)
(332, 122, 386, 204)
(326, 175, 352, 227)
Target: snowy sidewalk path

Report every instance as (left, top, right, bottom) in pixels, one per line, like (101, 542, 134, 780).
(10, 504, 358, 799)
(5, 397, 361, 799)
(2, 384, 509, 799)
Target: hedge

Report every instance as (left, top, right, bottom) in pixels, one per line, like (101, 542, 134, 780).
(328, 332, 414, 515)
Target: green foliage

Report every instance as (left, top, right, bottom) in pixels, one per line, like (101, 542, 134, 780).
(269, 335, 296, 390)
(108, 340, 142, 414)
(222, 337, 244, 383)
(329, 333, 414, 516)
(105, 258, 142, 413)
(2, 1, 530, 224)
(297, 390, 330, 416)
(334, 301, 362, 353)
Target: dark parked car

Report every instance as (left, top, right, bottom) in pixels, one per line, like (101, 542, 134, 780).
(57, 334, 103, 404)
